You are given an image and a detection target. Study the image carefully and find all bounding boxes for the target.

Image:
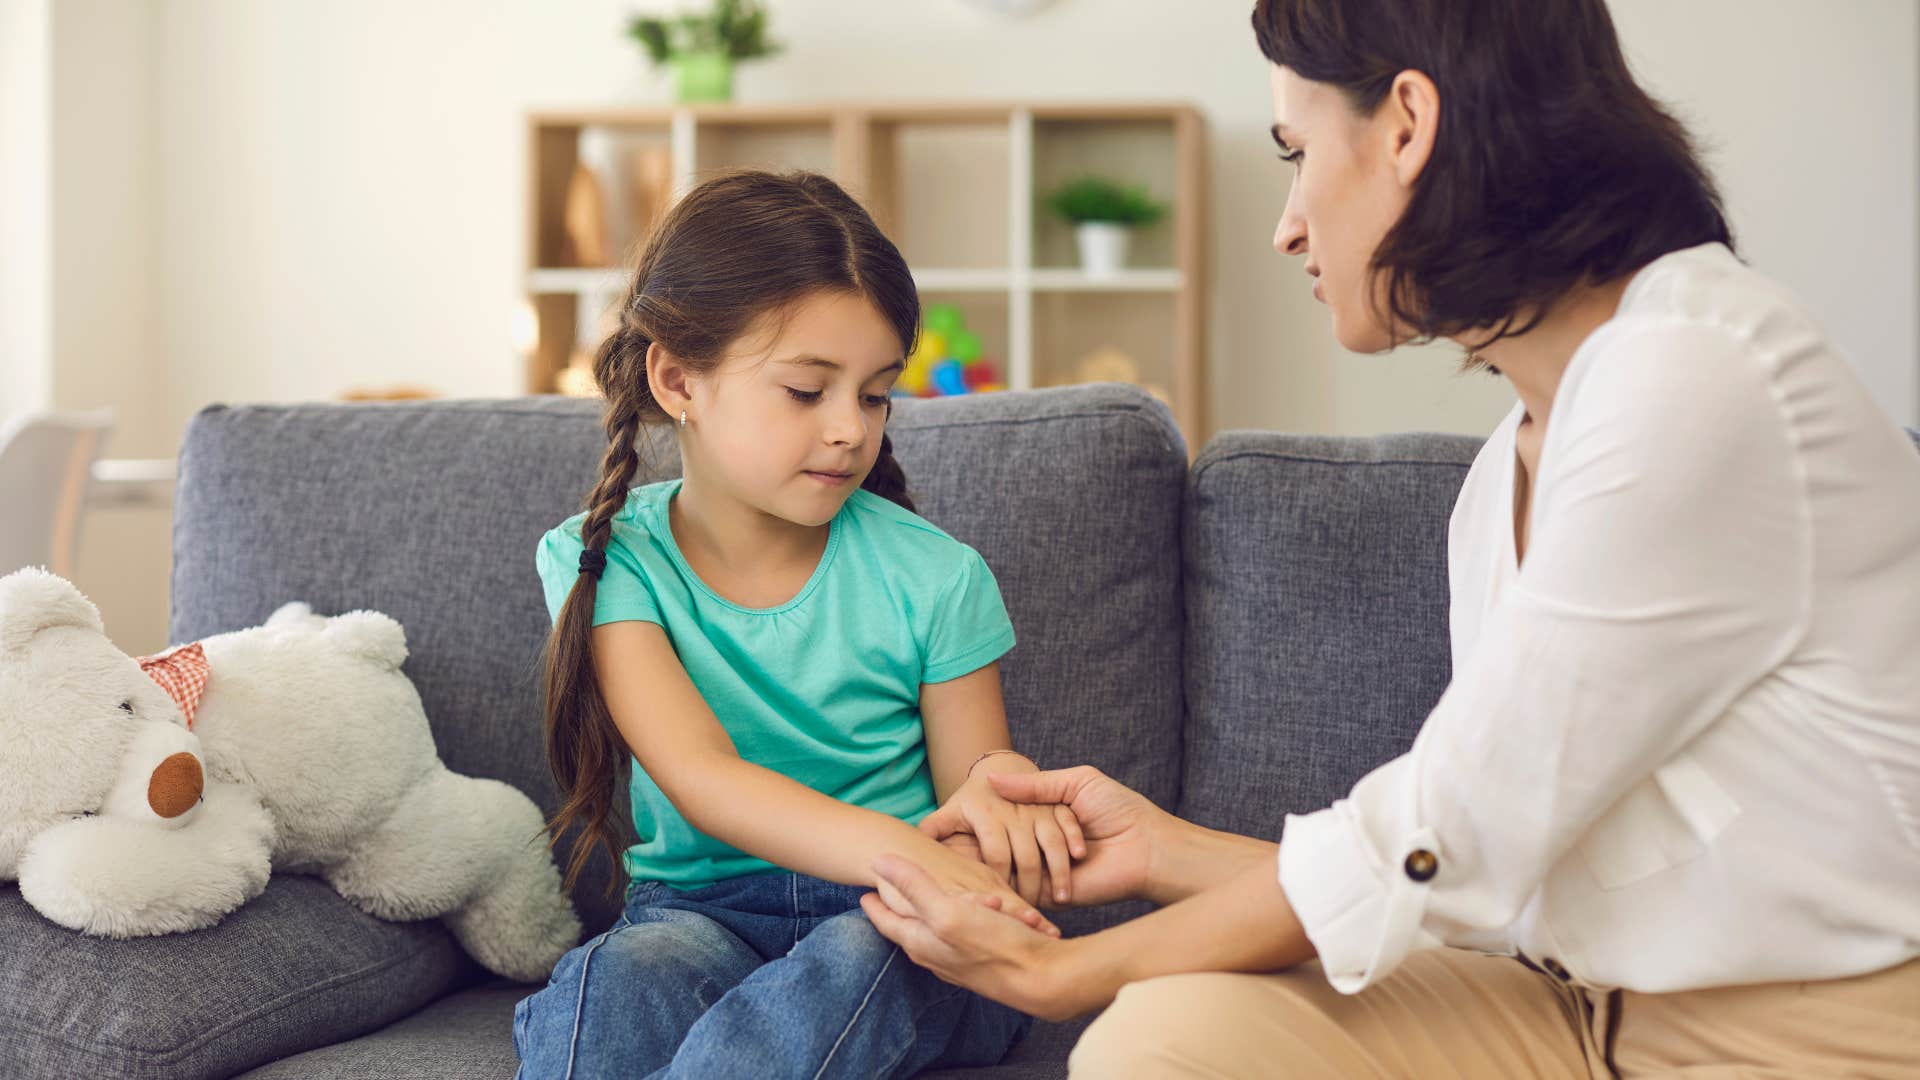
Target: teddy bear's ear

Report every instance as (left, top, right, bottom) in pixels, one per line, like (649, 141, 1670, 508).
(265, 601, 316, 628)
(322, 610, 409, 670)
(0, 567, 105, 654)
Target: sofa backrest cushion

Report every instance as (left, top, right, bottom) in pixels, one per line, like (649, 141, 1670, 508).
(1177, 431, 1480, 839)
(170, 384, 1189, 937)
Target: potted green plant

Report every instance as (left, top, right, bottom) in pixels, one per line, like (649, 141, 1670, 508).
(1043, 176, 1168, 277)
(627, 0, 780, 104)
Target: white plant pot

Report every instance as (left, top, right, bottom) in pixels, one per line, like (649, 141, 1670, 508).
(1074, 222, 1131, 278)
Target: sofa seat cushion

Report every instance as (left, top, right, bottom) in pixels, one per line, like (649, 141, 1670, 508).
(0, 876, 482, 1080)
(233, 982, 524, 1080)
(231, 981, 1094, 1080)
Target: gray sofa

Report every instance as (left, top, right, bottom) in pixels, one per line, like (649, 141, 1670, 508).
(1, 383, 1480, 1078)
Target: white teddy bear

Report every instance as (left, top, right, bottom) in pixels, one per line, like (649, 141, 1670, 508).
(0, 567, 581, 983)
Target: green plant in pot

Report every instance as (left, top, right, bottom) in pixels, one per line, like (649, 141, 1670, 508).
(1044, 176, 1168, 278)
(627, 0, 780, 104)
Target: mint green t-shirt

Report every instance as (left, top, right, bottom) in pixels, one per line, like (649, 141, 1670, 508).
(535, 479, 1016, 891)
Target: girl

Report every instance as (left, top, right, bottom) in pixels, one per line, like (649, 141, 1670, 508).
(512, 169, 1083, 1080)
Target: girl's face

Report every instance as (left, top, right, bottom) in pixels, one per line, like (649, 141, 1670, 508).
(686, 290, 906, 528)
(1268, 63, 1424, 354)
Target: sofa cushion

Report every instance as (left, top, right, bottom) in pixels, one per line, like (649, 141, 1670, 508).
(232, 982, 523, 1080)
(230, 981, 1091, 1080)
(1177, 431, 1481, 840)
(0, 876, 481, 1080)
(169, 384, 1187, 941)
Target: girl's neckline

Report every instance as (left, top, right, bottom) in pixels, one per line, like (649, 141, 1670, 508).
(647, 478, 845, 616)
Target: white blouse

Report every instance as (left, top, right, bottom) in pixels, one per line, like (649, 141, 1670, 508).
(1277, 242, 1920, 995)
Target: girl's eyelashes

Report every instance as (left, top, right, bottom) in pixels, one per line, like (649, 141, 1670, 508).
(785, 387, 895, 408)
(1278, 149, 1303, 167)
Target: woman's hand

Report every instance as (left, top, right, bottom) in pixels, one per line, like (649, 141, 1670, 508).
(868, 847, 1316, 1024)
(930, 765, 1167, 909)
(919, 768, 1086, 906)
(861, 854, 1113, 1023)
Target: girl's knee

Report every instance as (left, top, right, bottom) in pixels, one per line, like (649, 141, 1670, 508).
(599, 911, 762, 1005)
(519, 914, 757, 1032)
(793, 911, 900, 974)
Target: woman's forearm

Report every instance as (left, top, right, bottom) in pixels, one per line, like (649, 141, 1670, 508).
(1145, 817, 1280, 906)
(668, 754, 946, 888)
(1055, 854, 1315, 1016)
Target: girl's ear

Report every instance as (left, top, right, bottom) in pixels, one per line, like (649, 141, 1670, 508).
(646, 341, 694, 420)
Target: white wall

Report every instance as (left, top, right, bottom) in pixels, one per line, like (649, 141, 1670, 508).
(141, 0, 1320, 436)
(134, 0, 1920, 446)
(8, 0, 1919, 648)
(1299, 0, 1920, 436)
(0, 0, 51, 417)
(1610, 0, 1919, 428)
(53, 0, 163, 453)
(49, 0, 173, 654)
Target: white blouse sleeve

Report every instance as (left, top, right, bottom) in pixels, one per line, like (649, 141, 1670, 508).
(1277, 320, 1812, 993)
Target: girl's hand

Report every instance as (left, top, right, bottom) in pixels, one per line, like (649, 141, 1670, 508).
(875, 842, 1062, 938)
(862, 854, 1110, 1023)
(920, 771, 1087, 907)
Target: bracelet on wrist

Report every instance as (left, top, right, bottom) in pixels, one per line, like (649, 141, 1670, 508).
(966, 748, 1028, 780)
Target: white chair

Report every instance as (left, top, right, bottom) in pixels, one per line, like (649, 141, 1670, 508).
(0, 409, 116, 577)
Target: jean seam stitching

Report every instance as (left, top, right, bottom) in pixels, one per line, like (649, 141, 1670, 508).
(813, 945, 901, 1080)
(563, 930, 616, 1080)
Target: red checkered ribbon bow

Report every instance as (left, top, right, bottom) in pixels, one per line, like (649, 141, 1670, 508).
(135, 641, 210, 730)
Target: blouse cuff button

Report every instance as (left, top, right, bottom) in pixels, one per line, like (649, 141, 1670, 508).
(1403, 848, 1439, 883)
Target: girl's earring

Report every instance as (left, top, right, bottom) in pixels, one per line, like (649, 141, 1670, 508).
(679, 410, 687, 429)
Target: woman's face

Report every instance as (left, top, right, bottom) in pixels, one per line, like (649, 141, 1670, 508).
(1268, 63, 1423, 354)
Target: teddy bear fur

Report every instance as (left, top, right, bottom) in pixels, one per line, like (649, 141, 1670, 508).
(0, 567, 580, 982)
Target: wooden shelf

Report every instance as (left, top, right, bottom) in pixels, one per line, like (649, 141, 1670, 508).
(524, 101, 1208, 447)
(1028, 268, 1182, 292)
(527, 267, 629, 293)
(524, 266, 1175, 294)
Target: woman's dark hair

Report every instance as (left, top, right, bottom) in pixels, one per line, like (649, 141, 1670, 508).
(543, 169, 920, 894)
(1252, 0, 1734, 356)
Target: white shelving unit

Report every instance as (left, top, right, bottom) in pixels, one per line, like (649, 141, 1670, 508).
(526, 101, 1208, 445)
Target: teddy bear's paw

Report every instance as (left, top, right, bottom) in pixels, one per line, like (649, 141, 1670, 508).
(18, 782, 275, 938)
(325, 771, 579, 981)
(434, 782, 582, 981)
(442, 850, 582, 983)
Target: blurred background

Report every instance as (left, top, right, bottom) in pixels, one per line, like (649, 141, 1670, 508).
(3, 0, 1916, 654)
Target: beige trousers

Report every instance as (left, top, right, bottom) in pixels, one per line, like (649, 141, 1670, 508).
(1068, 947, 1920, 1078)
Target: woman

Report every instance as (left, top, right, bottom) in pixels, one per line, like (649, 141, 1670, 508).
(859, 0, 1920, 1075)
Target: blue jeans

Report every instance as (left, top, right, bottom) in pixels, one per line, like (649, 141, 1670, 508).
(511, 871, 1032, 1079)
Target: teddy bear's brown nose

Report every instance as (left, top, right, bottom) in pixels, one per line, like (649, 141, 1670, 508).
(147, 752, 204, 818)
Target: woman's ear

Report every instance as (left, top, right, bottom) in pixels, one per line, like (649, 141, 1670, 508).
(646, 341, 693, 421)
(1385, 69, 1440, 188)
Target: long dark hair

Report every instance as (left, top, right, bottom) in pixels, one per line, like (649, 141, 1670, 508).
(1252, 0, 1734, 357)
(543, 169, 920, 894)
